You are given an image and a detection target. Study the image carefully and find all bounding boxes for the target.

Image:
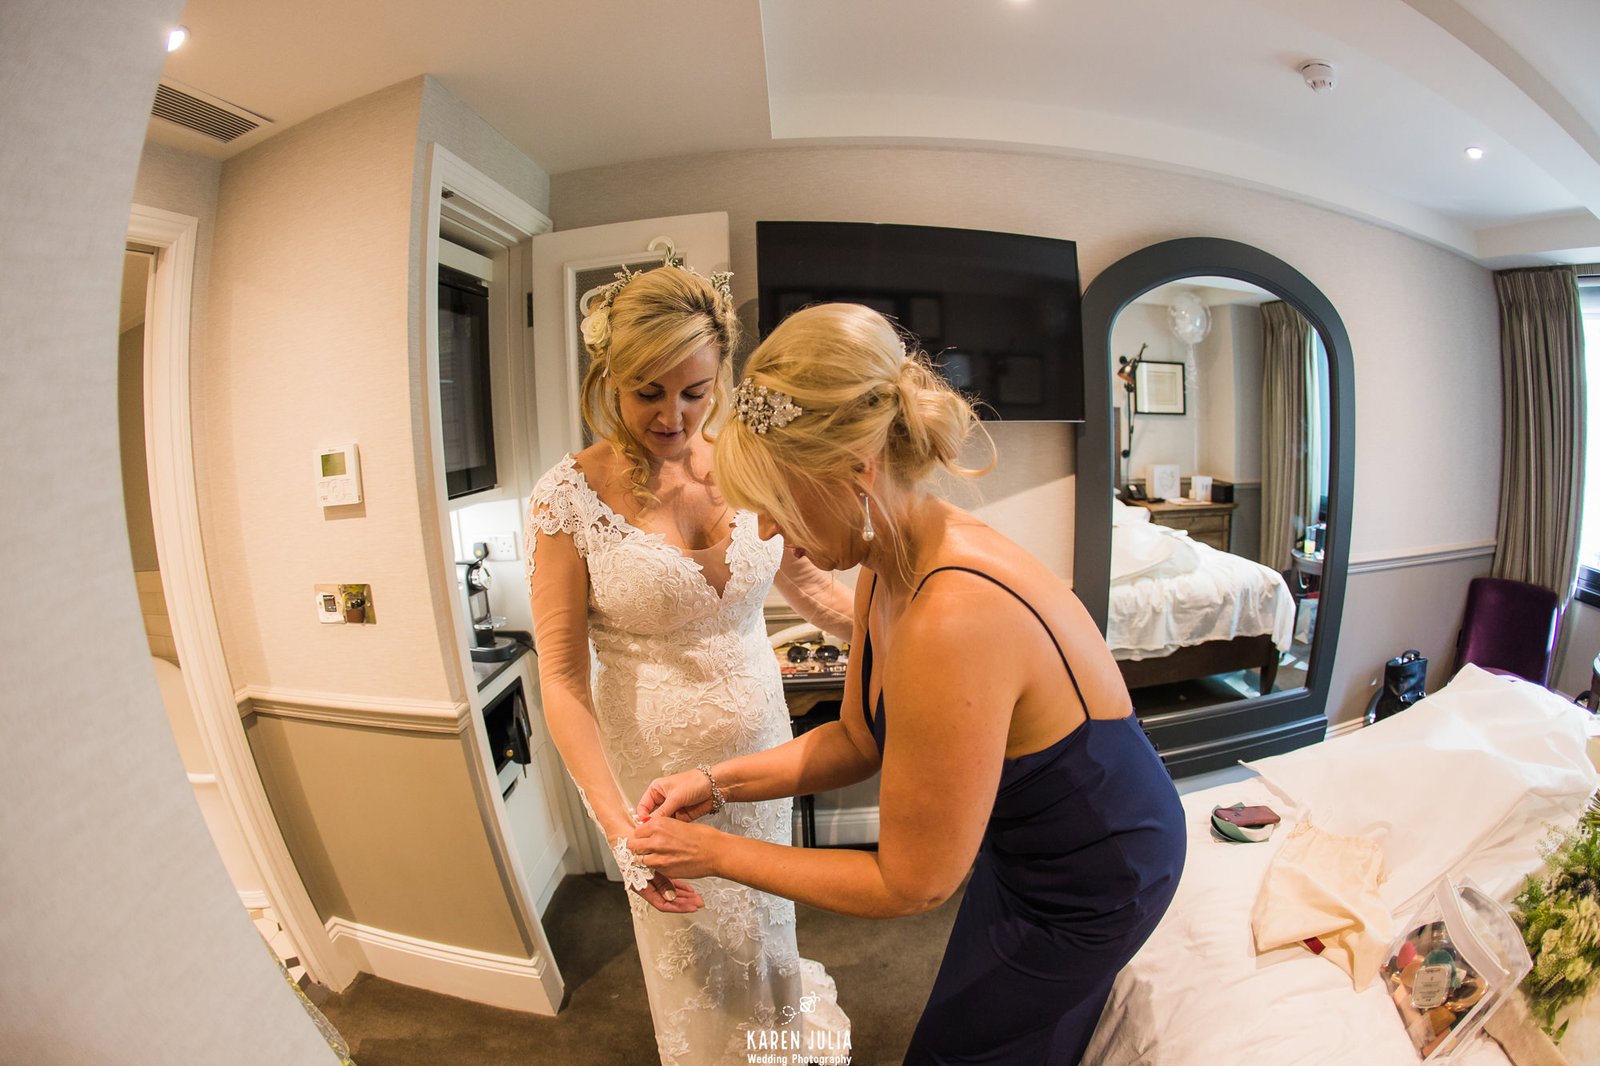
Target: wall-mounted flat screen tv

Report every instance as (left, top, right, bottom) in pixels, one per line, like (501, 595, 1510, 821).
(755, 221, 1083, 422)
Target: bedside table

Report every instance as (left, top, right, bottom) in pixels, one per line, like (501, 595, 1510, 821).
(1131, 499, 1236, 551)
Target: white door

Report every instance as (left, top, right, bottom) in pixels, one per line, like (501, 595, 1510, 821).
(526, 212, 732, 475)
(524, 212, 731, 877)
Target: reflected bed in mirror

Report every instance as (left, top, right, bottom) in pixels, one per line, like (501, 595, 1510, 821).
(1077, 239, 1354, 777)
(1107, 275, 1330, 713)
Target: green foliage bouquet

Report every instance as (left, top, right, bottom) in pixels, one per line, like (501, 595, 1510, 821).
(1514, 794, 1600, 1040)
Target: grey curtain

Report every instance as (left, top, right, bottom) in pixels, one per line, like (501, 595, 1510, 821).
(1492, 266, 1585, 595)
(1260, 301, 1310, 571)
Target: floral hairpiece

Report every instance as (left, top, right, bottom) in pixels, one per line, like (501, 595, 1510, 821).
(578, 259, 735, 365)
(734, 379, 803, 434)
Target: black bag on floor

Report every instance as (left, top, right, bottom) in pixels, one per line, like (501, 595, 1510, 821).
(1368, 649, 1427, 724)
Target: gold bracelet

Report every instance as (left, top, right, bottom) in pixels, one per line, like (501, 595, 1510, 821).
(695, 763, 726, 814)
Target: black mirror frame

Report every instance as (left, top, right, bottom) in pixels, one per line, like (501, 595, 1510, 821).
(1075, 238, 1355, 776)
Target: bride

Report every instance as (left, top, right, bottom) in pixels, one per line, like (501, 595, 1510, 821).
(524, 262, 852, 1064)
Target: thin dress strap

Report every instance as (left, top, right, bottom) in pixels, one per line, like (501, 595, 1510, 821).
(860, 575, 879, 727)
(914, 565, 1088, 713)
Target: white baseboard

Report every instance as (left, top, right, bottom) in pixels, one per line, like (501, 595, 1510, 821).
(1327, 717, 1367, 739)
(237, 889, 272, 911)
(792, 804, 879, 847)
(325, 916, 560, 1015)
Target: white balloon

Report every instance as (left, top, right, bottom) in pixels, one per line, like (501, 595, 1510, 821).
(1167, 290, 1211, 346)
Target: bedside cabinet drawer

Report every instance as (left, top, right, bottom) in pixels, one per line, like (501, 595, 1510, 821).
(1175, 515, 1228, 535)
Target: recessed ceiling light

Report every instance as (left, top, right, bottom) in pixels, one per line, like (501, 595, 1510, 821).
(1464, 146, 1485, 160)
(167, 26, 189, 52)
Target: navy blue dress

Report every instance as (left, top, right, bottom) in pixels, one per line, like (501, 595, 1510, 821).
(863, 567, 1186, 1065)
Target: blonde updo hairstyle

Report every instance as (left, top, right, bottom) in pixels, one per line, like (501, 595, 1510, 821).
(579, 266, 739, 511)
(714, 303, 992, 581)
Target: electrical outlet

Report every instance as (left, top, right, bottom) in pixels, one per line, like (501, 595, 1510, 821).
(315, 583, 374, 624)
(487, 532, 518, 560)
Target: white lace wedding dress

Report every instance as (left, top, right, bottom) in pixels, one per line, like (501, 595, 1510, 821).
(525, 454, 850, 1066)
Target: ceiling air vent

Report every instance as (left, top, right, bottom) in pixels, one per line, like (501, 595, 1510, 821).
(151, 81, 269, 143)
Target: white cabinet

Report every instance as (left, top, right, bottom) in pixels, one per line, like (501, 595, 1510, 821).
(477, 650, 574, 920)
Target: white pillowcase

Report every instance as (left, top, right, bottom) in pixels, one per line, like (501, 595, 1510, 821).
(1246, 664, 1600, 911)
(1110, 518, 1200, 584)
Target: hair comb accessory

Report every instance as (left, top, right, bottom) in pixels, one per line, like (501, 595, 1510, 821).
(579, 266, 640, 360)
(734, 379, 803, 434)
(577, 257, 735, 363)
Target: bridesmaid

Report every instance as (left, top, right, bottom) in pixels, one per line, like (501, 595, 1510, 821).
(630, 303, 1187, 1064)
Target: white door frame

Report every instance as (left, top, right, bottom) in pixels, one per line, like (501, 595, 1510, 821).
(129, 202, 357, 990)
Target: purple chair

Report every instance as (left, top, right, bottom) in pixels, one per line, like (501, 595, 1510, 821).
(1453, 576, 1561, 685)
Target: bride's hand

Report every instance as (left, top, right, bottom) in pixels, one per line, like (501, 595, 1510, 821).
(636, 769, 715, 822)
(628, 817, 719, 880)
(634, 872, 704, 914)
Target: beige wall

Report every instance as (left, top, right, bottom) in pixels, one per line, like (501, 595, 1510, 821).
(201, 74, 549, 703)
(245, 713, 529, 955)
(0, 0, 341, 1059)
(1333, 553, 1497, 714)
(204, 77, 447, 700)
(195, 76, 552, 958)
(550, 145, 1503, 726)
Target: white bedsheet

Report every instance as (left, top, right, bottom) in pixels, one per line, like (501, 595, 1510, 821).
(1083, 666, 1599, 1066)
(1107, 519, 1295, 661)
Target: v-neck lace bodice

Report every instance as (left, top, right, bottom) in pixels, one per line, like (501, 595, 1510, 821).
(527, 454, 770, 639)
(595, 493, 738, 599)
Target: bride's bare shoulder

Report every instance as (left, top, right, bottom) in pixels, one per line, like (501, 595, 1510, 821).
(572, 442, 619, 482)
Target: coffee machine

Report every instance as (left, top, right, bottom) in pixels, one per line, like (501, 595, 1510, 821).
(458, 542, 517, 663)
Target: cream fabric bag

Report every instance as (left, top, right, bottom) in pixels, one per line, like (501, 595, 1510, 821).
(1251, 821, 1395, 988)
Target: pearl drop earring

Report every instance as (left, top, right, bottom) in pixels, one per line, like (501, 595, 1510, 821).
(861, 494, 876, 543)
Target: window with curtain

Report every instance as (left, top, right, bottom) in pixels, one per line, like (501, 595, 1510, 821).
(1573, 273, 1600, 605)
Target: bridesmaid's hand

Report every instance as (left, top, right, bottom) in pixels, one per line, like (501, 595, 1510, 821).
(634, 873, 704, 914)
(636, 769, 715, 822)
(628, 817, 720, 880)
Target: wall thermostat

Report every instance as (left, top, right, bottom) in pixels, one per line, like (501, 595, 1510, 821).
(317, 443, 362, 507)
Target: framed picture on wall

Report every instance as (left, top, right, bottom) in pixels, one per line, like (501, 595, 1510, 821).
(1134, 360, 1186, 415)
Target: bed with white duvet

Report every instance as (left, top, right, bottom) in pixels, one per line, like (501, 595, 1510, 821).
(1083, 665, 1599, 1065)
(1108, 496, 1294, 663)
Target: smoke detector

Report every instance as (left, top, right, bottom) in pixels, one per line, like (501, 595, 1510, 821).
(1300, 61, 1336, 95)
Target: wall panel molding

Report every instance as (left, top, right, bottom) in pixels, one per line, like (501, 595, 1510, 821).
(238, 687, 471, 734)
(1349, 540, 1497, 575)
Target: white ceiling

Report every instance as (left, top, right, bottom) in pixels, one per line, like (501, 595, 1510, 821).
(152, 0, 1600, 267)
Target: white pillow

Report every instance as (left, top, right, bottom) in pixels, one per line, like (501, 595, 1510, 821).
(1110, 520, 1199, 583)
(1246, 665, 1599, 910)
(1111, 495, 1151, 526)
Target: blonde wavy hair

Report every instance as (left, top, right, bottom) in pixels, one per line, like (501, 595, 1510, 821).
(713, 303, 993, 581)
(579, 265, 739, 511)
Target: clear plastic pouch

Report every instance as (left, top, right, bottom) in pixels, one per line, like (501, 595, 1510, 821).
(1379, 877, 1533, 1061)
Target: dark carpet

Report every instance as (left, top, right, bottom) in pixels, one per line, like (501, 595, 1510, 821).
(317, 872, 962, 1065)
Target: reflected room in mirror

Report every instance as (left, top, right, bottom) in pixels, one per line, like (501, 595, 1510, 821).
(1107, 276, 1332, 715)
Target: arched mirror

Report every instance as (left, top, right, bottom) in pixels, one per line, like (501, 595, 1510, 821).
(1075, 238, 1354, 777)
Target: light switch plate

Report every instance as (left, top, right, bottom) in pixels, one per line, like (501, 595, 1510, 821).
(486, 532, 517, 560)
(314, 585, 344, 624)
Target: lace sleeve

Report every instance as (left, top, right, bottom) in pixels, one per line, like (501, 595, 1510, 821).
(568, 773, 653, 892)
(524, 456, 589, 596)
